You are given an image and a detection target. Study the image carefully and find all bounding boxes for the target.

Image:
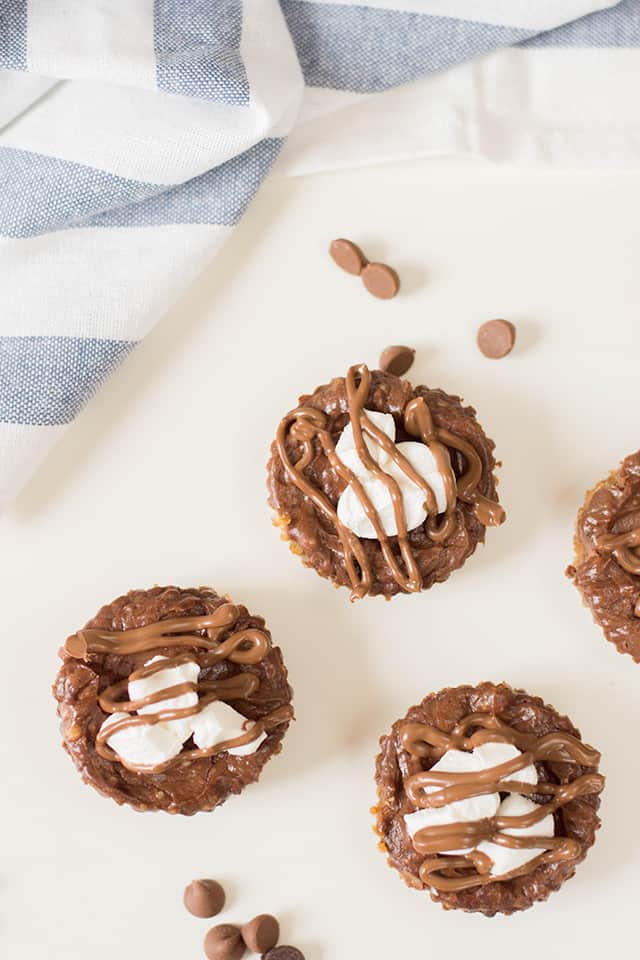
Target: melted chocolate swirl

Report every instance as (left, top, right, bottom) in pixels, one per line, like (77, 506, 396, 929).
(596, 506, 640, 577)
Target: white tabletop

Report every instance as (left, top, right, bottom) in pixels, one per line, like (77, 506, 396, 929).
(2, 159, 639, 959)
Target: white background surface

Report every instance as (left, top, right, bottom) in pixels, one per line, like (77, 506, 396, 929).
(1, 160, 639, 959)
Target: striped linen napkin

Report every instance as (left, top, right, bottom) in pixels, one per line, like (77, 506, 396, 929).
(1, 0, 638, 508)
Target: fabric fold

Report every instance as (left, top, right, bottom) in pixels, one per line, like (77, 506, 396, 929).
(0, 0, 637, 507)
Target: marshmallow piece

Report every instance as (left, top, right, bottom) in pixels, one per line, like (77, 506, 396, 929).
(191, 700, 267, 758)
(391, 441, 448, 515)
(404, 749, 501, 855)
(99, 712, 184, 768)
(476, 793, 555, 878)
(334, 409, 395, 478)
(337, 474, 427, 538)
(129, 655, 199, 742)
(473, 742, 538, 787)
(130, 655, 199, 716)
(335, 413, 450, 539)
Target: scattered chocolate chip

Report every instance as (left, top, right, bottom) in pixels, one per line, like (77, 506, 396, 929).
(183, 879, 226, 919)
(204, 924, 245, 960)
(361, 261, 400, 300)
(329, 238, 367, 275)
(379, 345, 415, 377)
(477, 319, 516, 359)
(242, 914, 280, 953)
(263, 948, 305, 960)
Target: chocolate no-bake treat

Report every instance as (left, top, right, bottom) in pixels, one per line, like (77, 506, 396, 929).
(568, 451, 640, 662)
(374, 683, 604, 916)
(267, 364, 504, 599)
(53, 586, 293, 814)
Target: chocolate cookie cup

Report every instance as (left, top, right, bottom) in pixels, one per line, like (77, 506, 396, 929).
(267, 364, 504, 600)
(53, 586, 293, 814)
(374, 683, 604, 916)
(568, 450, 640, 662)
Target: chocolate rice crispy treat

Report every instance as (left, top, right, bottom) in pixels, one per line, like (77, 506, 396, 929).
(374, 682, 603, 916)
(53, 586, 293, 814)
(267, 366, 504, 599)
(568, 450, 640, 663)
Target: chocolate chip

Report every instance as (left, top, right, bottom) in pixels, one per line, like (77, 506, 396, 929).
(361, 262, 400, 300)
(183, 879, 226, 919)
(241, 914, 279, 953)
(329, 238, 367, 275)
(262, 948, 305, 960)
(477, 319, 516, 359)
(379, 345, 415, 377)
(204, 924, 245, 960)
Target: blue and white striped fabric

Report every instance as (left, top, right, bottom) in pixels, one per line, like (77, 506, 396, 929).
(1, 0, 639, 507)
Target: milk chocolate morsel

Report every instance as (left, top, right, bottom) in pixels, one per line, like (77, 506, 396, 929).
(477, 319, 516, 359)
(204, 924, 245, 960)
(329, 238, 367, 275)
(361, 262, 400, 299)
(263, 948, 305, 960)
(379, 345, 415, 377)
(241, 914, 279, 953)
(183, 879, 226, 919)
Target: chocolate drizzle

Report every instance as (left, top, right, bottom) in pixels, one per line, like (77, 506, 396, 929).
(64, 603, 292, 774)
(275, 364, 504, 599)
(596, 507, 640, 577)
(399, 713, 604, 892)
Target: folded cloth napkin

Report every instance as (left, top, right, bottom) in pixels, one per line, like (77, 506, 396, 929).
(1, 0, 638, 508)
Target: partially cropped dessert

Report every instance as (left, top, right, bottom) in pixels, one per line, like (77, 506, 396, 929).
(374, 682, 604, 916)
(267, 363, 505, 599)
(568, 450, 640, 662)
(53, 586, 293, 814)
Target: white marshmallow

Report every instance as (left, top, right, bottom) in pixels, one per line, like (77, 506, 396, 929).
(390, 441, 448, 514)
(404, 743, 554, 873)
(129, 654, 199, 742)
(99, 711, 184, 768)
(129, 655, 199, 717)
(476, 793, 554, 878)
(334, 409, 396, 477)
(337, 473, 427, 538)
(99, 655, 199, 767)
(335, 410, 449, 538)
(404, 749, 501, 855)
(191, 699, 267, 757)
(473, 742, 538, 787)
(99, 655, 266, 767)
